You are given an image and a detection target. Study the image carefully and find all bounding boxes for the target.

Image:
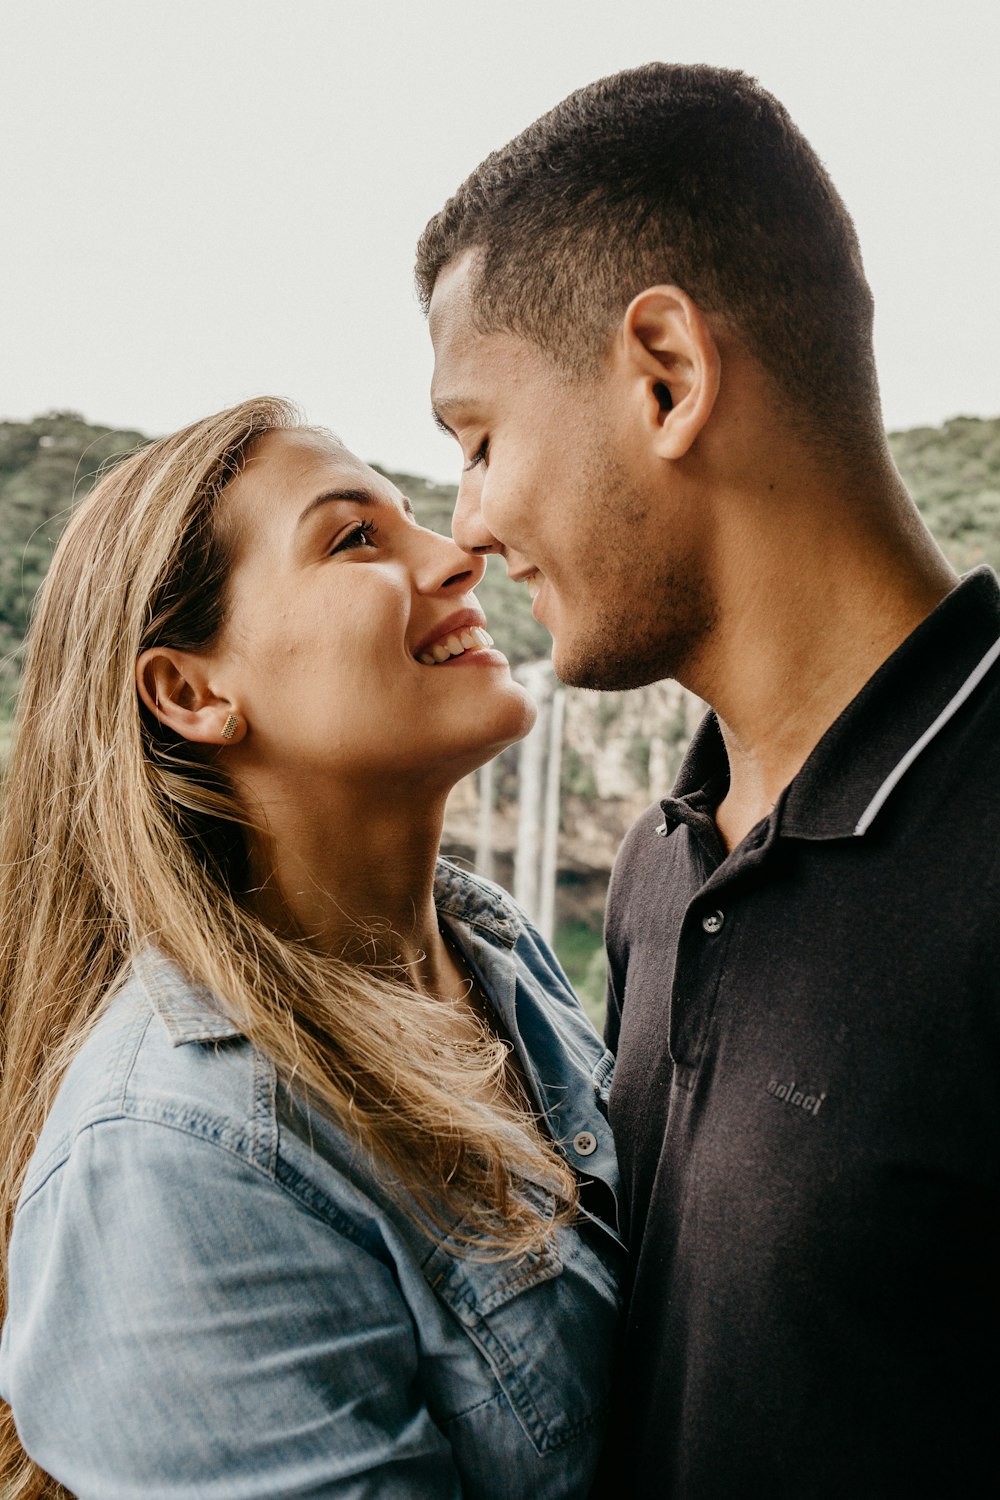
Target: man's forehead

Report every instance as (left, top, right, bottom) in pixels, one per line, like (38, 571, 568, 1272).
(428, 252, 565, 425)
(430, 314, 528, 425)
(427, 247, 481, 344)
(429, 273, 491, 429)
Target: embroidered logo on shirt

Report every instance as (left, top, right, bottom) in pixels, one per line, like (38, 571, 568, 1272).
(766, 1078, 826, 1117)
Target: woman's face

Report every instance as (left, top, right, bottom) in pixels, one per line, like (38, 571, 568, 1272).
(207, 427, 535, 790)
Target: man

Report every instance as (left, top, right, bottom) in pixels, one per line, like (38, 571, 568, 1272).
(416, 63, 999, 1497)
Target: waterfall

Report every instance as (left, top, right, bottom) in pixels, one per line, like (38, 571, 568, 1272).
(511, 661, 563, 938)
(475, 757, 494, 882)
(538, 686, 565, 942)
(512, 661, 551, 915)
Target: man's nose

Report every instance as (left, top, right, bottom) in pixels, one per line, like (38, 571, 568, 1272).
(452, 472, 502, 556)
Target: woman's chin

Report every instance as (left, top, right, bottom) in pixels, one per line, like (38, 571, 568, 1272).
(480, 687, 538, 753)
(420, 696, 537, 788)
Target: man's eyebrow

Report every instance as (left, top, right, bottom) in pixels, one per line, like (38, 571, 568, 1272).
(296, 487, 414, 528)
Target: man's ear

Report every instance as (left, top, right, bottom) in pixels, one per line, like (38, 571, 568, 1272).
(135, 648, 246, 746)
(620, 286, 721, 459)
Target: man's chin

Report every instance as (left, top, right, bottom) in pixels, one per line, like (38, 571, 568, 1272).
(551, 636, 675, 692)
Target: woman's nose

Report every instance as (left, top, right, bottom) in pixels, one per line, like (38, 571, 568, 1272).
(414, 529, 487, 593)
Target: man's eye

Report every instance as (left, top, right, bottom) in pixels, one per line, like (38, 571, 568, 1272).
(330, 519, 378, 555)
(464, 438, 489, 472)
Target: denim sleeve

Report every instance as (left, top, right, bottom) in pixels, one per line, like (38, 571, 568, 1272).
(5, 1117, 463, 1500)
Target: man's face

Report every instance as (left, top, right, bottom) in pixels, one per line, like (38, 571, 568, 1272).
(428, 253, 715, 690)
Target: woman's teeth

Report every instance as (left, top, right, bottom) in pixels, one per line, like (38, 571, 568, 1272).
(419, 626, 494, 665)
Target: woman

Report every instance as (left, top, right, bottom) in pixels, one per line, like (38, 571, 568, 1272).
(0, 398, 621, 1499)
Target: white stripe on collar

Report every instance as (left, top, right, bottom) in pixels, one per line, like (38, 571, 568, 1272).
(854, 634, 1000, 836)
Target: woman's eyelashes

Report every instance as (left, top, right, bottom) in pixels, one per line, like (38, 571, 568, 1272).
(329, 518, 379, 556)
(464, 438, 490, 472)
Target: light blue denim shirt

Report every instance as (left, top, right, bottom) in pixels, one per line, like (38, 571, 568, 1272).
(0, 862, 622, 1499)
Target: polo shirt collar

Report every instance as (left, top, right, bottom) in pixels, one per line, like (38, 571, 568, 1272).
(659, 567, 1000, 845)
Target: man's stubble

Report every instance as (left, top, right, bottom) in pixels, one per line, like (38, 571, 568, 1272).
(551, 446, 718, 694)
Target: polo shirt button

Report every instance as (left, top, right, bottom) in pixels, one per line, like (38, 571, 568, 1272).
(702, 910, 725, 934)
(572, 1131, 598, 1157)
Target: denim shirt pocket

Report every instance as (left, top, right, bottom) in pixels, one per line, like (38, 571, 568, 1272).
(423, 1217, 616, 1456)
(591, 1047, 616, 1112)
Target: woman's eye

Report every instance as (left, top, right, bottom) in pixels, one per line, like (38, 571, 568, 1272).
(330, 518, 379, 556)
(464, 438, 489, 472)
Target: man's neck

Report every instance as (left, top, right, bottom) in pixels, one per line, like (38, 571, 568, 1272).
(683, 468, 958, 852)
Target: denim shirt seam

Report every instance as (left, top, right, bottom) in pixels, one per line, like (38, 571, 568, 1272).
(441, 1309, 611, 1453)
(249, 1048, 279, 1174)
(270, 1151, 399, 1258)
(16, 1106, 275, 1213)
(15, 1107, 381, 1249)
(18, 1007, 155, 1199)
(111, 1007, 154, 1107)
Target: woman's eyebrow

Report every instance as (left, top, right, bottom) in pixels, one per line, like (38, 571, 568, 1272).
(296, 488, 414, 528)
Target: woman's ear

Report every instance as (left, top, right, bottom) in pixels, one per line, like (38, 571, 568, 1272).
(621, 286, 722, 460)
(135, 648, 246, 746)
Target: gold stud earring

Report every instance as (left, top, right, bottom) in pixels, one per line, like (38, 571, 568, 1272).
(221, 713, 240, 741)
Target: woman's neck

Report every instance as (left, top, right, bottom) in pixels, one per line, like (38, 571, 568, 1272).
(239, 770, 456, 989)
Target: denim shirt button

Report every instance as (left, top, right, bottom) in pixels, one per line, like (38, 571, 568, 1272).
(572, 1131, 598, 1157)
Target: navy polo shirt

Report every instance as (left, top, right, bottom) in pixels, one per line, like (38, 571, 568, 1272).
(603, 567, 1000, 1497)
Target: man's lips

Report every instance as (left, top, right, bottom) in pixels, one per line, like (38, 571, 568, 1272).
(509, 567, 543, 605)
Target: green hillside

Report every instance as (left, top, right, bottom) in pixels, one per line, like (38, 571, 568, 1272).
(887, 417, 1000, 570)
(2, 409, 999, 738)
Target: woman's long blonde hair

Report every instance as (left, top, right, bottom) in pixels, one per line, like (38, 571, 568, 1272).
(0, 398, 577, 1498)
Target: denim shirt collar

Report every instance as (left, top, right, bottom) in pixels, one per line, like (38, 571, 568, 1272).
(133, 948, 242, 1046)
(433, 858, 523, 945)
(134, 863, 620, 1234)
(140, 860, 529, 1048)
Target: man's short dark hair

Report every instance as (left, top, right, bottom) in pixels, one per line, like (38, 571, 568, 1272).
(416, 63, 883, 457)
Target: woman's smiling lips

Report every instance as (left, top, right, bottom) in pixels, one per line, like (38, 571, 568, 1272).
(413, 608, 507, 667)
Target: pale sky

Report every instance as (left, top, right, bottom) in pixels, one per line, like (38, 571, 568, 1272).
(3, 0, 997, 482)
